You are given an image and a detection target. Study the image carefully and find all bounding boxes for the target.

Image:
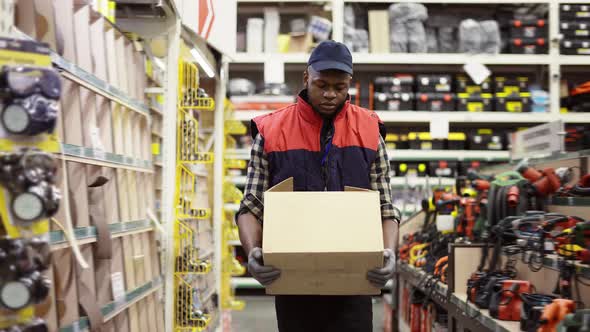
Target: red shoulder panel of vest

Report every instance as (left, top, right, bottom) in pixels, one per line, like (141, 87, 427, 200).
(253, 104, 322, 153)
(332, 105, 380, 151)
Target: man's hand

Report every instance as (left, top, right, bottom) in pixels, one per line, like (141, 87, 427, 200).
(367, 248, 396, 288)
(248, 247, 281, 286)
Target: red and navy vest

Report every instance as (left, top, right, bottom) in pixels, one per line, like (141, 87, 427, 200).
(252, 93, 384, 191)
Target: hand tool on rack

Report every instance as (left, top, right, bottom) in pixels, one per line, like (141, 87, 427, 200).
(538, 299, 576, 332)
(517, 162, 572, 197)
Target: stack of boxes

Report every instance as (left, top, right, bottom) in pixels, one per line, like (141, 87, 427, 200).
(508, 18, 548, 54)
(560, 4, 590, 55)
(494, 76, 532, 112)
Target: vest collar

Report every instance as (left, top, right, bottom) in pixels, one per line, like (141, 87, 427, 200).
(296, 89, 350, 124)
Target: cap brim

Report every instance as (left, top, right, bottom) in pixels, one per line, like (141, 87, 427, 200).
(310, 60, 353, 75)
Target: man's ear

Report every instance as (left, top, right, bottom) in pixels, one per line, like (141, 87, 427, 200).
(302, 68, 308, 88)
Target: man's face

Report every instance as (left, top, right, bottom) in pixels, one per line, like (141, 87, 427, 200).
(303, 66, 351, 118)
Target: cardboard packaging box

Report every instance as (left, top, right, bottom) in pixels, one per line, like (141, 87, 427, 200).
(369, 10, 390, 53)
(263, 178, 383, 295)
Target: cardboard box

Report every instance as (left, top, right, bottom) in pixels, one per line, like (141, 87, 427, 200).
(369, 10, 389, 53)
(262, 178, 383, 295)
(289, 32, 313, 53)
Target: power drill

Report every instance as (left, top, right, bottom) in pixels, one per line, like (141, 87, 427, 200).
(489, 280, 533, 321)
(457, 196, 478, 239)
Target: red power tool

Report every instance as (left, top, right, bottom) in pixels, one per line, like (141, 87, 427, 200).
(538, 299, 575, 332)
(518, 164, 571, 197)
(457, 196, 479, 239)
(489, 280, 533, 321)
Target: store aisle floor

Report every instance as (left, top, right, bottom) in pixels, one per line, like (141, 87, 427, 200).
(231, 296, 385, 332)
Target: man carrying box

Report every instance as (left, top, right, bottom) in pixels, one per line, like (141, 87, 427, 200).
(236, 40, 400, 332)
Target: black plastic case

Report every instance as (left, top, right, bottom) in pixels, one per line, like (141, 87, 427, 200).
(560, 21, 590, 38)
(561, 4, 590, 20)
(509, 38, 548, 54)
(509, 19, 548, 38)
(429, 161, 458, 177)
(374, 92, 415, 111)
(416, 93, 456, 112)
(374, 75, 414, 93)
(468, 129, 504, 150)
(456, 75, 492, 94)
(494, 76, 531, 94)
(457, 93, 494, 112)
(561, 39, 590, 55)
(416, 75, 452, 93)
(495, 93, 532, 112)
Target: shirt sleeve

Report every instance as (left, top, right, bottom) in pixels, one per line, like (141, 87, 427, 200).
(237, 134, 269, 223)
(370, 136, 401, 223)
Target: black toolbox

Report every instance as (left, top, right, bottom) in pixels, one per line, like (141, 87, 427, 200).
(397, 162, 428, 177)
(561, 39, 590, 55)
(447, 132, 467, 150)
(494, 76, 531, 94)
(565, 125, 590, 152)
(429, 161, 458, 177)
(468, 129, 504, 150)
(509, 19, 548, 38)
(495, 92, 532, 112)
(374, 92, 414, 111)
(560, 21, 590, 38)
(374, 75, 414, 93)
(561, 4, 590, 20)
(457, 93, 494, 112)
(456, 75, 492, 94)
(416, 75, 452, 93)
(416, 93, 456, 111)
(509, 38, 548, 54)
(408, 132, 443, 150)
(385, 133, 409, 150)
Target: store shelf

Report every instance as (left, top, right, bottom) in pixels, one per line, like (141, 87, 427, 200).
(232, 111, 590, 124)
(59, 276, 163, 332)
(388, 149, 510, 162)
(226, 149, 509, 162)
(49, 220, 154, 251)
(231, 52, 554, 65)
(61, 144, 154, 173)
(398, 263, 448, 308)
(450, 293, 517, 332)
(505, 252, 590, 280)
(230, 175, 454, 187)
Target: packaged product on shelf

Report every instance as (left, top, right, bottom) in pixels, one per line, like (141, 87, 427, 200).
(388, 3, 428, 53)
(438, 26, 458, 53)
(374, 75, 415, 93)
(417, 75, 452, 93)
(447, 132, 466, 149)
(479, 20, 501, 54)
(569, 81, 590, 112)
(308, 16, 332, 42)
(458, 160, 484, 176)
(510, 37, 548, 54)
(457, 93, 494, 112)
(561, 39, 590, 55)
(264, 8, 280, 53)
(456, 75, 492, 94)
(374, 92, 415, 111)
(426, 27, 439, 53)
(408, 132, 444, 150)
(416, 93, 455, 112)
(468, 129, 504, 150)
(459, 19, 482, 54)
(495, 92, 532, 112)
(246, 18, 264, 53)
(228, 78, 256, 97)
(560, 4, 590, 20)
(494, 75, 531, 94)
(429, 161, 457, 177)
(369, 10, 391, 53)
(385, 133, 409, 150)
(397, 162, 428, 177)
(560, 21, 590, 38)
(565, 125, 590, 151)
(510, 18, 548, 38)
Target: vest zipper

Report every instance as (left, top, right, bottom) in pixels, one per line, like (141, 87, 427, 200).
(320, 119, 334, 191)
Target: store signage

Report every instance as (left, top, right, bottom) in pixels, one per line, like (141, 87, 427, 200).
(510, 120, 564, 160)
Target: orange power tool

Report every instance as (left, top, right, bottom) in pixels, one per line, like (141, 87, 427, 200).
(537, 299, 575, 332)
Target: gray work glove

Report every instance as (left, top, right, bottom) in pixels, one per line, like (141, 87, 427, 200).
(367, 248, 396, 288)
(248, 247, 281, 286)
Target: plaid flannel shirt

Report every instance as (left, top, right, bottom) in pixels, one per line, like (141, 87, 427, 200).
(238, 134, 400, 224)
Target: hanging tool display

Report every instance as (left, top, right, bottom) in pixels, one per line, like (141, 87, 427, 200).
(0, 38, 61, 332)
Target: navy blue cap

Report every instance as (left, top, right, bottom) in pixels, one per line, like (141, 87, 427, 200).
(308, 40, 353, 75)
